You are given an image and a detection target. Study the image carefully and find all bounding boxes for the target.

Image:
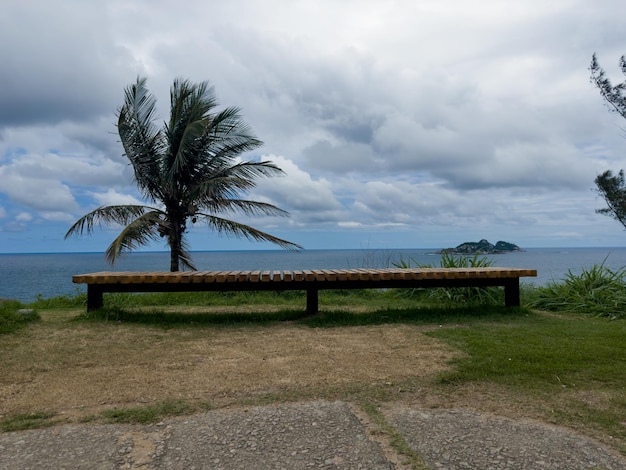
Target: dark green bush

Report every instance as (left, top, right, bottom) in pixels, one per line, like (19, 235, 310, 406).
(528, 262, 626, 319)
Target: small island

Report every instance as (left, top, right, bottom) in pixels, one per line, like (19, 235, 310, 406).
(437, 239, 523, 255)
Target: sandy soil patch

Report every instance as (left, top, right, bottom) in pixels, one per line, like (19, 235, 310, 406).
(0, 312, 460, 418)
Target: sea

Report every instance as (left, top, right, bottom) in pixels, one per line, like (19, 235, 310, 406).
(1, 247, 626, 303)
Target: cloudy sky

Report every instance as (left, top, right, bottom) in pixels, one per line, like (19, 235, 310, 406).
(2, 0, 626, 254)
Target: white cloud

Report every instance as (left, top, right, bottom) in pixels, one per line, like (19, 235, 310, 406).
(90, 189, 146, 207)
(1, 151, 127, 187)
(252, 155, 344, 224)
(338, 221, 362, 228)
(0, 168, 78, 212)
(40, 211, 75, 222)
(15, 212, 32, 222)
(3, 0, 626, 251)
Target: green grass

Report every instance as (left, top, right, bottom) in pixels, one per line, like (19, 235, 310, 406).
(28, 289, 87, 309)
(360, 401, 430, 470)
(100, 400, 209, 424)
(302, 305, 531, 327)
(69, 288, 446, 325)
(0, 412, 57, 432)
(428, 311, 625, 388)
(76, 298, 532, 328)
(426, 311, 626, 448)
(0, 299, 40, 334)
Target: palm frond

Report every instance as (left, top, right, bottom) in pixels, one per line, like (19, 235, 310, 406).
(198, 200, 289, 218)
(190, 161, 285, 201)
(177, 237, 197, 271)
(104, 211, 165, 265)
(166, 79, 217, 181)
(197, 213, 302, 250)
(64, 205, 155, 238)
(117, 77, 166, 200)
(169, 79, 216, 128)
(205, 106, 263, 159)
(214, 160, 285, 185)
(168, 118, 208, 180)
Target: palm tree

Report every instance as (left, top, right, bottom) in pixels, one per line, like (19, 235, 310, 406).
(66, 77, 301, 271)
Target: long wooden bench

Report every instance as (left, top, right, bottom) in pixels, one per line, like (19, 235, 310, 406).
(72, 267, 537, 312)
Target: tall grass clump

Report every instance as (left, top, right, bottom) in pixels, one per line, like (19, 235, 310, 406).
(393, 253, 503, 306)
(0, 299, 40, 334)
(29, 290, 87, 309)
(529, 262, 626, 319)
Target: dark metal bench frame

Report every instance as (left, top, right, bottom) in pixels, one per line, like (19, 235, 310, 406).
(73, 268, 537, 313)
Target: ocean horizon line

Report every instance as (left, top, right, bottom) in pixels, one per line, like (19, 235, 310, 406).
(1, 245, 626, 256)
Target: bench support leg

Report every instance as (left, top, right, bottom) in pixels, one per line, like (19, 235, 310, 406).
(87, 286, 104, 312)
(503, 280, 520, 307)
(306, 288, 319, 314)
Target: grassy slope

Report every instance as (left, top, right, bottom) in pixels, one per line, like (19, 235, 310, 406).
(2, 289, 625, 455)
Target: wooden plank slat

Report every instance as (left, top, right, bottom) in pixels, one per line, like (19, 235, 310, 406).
(155, 272, 172, 282)
(385, 269, 406, 281)
(202, 272, 219, 283)
(320, 270, 337, 281)
(330, 270, 348, 281)
(191, 271, 210, 283)
(236, 271, 251, 282)
(104, 272, 122, 283)
(357, 269, 380, 281)
(72, 267, 538, 286)
(376, 269, 392, 281)
(167, 272, 185, 283)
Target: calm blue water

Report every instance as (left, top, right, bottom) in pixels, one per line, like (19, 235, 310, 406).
(1, 247, 626, 303)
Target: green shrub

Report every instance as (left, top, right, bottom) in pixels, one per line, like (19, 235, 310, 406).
(395, 252, 495, 269)
(393, 253, 502, 306)
(528, 262, 626, 319)
(0, 299, 40, 334)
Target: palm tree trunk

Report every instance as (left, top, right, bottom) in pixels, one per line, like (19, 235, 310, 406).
(169, 229, 182, 272)
(170, 246, 180, 272)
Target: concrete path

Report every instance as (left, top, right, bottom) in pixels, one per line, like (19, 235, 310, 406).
(0, 401, 624, 469)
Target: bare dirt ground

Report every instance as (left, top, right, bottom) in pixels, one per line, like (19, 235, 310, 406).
(0, 309, 459, 418)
